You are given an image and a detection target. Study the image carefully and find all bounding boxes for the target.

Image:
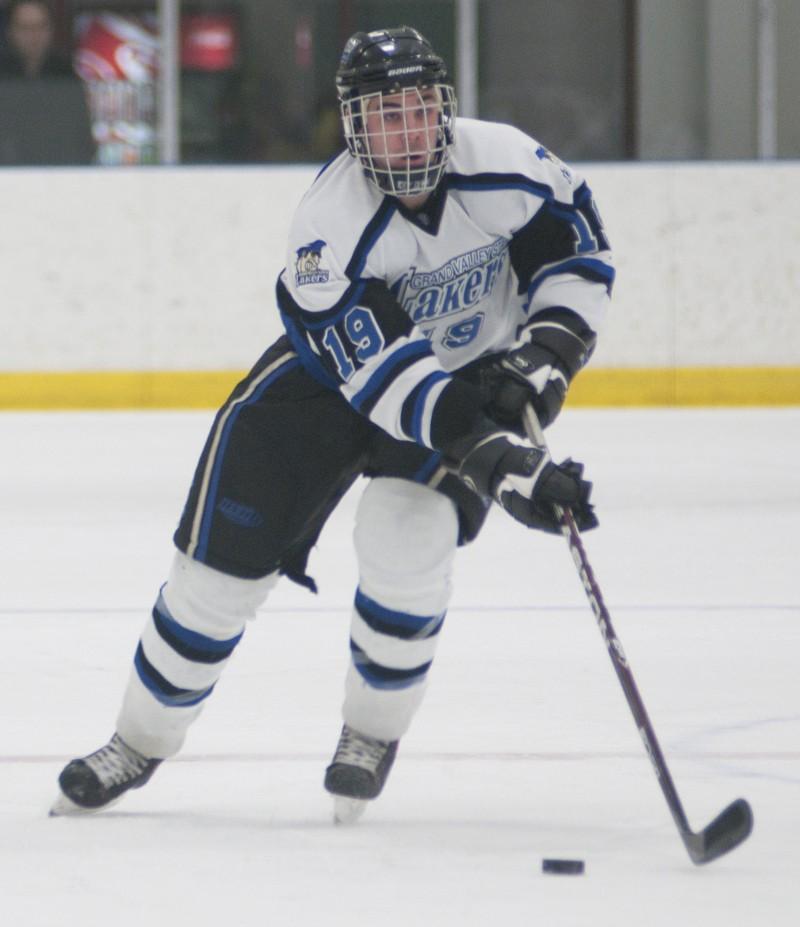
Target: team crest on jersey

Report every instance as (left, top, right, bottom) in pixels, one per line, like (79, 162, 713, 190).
(295, 239, 330, 286)
(392, 238, 508, 330)
(535, 145, 572, 182)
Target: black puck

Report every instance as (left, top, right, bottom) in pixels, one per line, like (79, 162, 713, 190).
(542, 858, 585, 875)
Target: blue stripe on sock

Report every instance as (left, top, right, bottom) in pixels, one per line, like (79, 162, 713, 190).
(355, 588, 445, 640)
(134, 643, 215, 707)
(349, 640, 431, 690)
(152, 593, 243, 665)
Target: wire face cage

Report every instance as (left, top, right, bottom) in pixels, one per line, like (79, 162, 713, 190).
(340, 83, 456, 197)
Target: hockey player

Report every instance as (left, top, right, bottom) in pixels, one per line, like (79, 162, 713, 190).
(52, 26, 613, 824)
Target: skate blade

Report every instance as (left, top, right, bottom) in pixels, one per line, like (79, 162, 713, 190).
(332, 795, 368, 826)
(49, 791, 121, 817)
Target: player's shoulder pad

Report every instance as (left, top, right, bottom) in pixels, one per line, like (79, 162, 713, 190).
(451, 117, 581, 203)
(291, 153, 383, 256)
(286, 154, 387, 309)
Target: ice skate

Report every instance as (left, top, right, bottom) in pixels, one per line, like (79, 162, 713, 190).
(50, 733, 161, 816)
(324, 724, 398, 824)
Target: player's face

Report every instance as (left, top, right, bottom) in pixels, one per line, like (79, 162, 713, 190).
(9, 2, 54, 67)
(364, 86, 443, 170)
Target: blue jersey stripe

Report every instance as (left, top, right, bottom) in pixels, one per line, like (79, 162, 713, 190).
(350, 339, 433, 414)
(526, 257, 615, 307)
(345, 199, 398, 281)
(289, 280, 367, 332)
(447, 170, 556, 202)
(280, 311, 339, 389)
(409, 369, 450, 444)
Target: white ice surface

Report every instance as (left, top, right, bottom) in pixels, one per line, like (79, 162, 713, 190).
(0, 408, 798, 926)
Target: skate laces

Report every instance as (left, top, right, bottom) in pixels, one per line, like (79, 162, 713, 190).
(83, 734, 150, 787)
(333, 726, 392, 772)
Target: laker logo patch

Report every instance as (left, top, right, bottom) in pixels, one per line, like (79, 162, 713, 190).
(295, 239, 330, 286)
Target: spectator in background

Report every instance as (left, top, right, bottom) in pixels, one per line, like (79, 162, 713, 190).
(0, 0, 95, 164)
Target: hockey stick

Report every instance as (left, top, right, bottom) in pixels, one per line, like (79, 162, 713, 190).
(523, 405, 753, 865)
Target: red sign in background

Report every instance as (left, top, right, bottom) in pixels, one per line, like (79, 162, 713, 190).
(76, 12, 239, 79)
(181, 14, 238, 72)
(73, 12, 239, 164)
(75, 13, 159, 83)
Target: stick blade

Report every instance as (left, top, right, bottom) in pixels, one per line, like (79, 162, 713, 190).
(684, 798, 753, 865)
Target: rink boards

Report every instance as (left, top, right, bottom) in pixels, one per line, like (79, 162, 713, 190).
(2, 161, 799, 408)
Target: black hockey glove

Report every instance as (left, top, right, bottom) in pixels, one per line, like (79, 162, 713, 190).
(486, 308, 597, 431)
(452, 430, 597, 533)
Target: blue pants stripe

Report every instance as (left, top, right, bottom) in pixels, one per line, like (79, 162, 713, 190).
(196, 356, 300, 561)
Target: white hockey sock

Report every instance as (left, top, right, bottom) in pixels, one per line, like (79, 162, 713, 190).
(342, 478, 458, 741)
(116, 551, 277, 758)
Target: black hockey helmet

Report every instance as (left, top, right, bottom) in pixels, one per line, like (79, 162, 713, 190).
(336, 26, 449, 100)
(335, 27, 456, 198)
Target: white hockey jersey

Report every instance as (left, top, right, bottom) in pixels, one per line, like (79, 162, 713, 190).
(277, 117, 614, 452)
